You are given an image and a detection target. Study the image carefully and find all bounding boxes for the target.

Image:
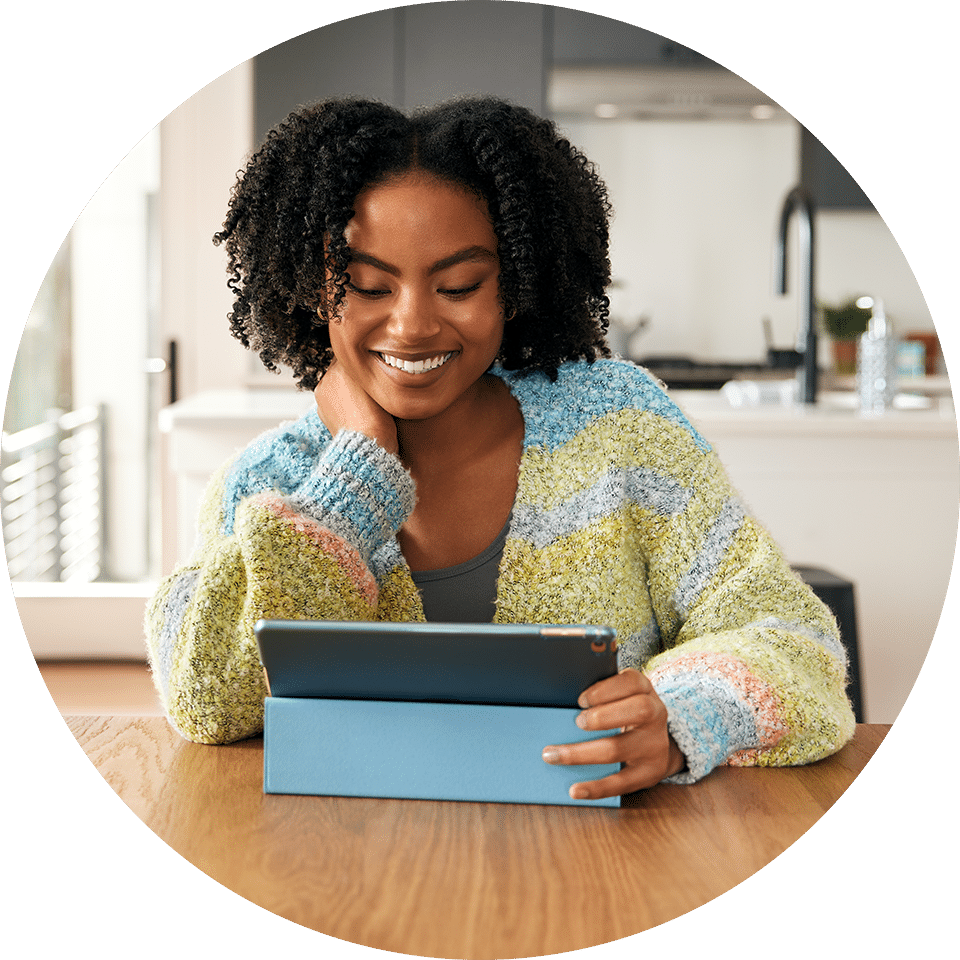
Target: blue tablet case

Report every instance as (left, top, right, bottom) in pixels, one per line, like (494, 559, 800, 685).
(264, 697, 621, 807)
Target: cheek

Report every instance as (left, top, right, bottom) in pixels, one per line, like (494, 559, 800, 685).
(328, 306, 372, 351)
(460, 297, 507, 343)
(326, 321, 357, 365)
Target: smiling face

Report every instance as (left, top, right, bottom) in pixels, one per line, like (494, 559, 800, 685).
(327, 172, 506, 423)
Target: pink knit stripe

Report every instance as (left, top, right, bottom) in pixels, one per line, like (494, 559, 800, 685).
(255, 494, 379, 605)
(648, 651, 787, 748)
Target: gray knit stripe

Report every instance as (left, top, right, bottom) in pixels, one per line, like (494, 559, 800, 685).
(291, 431, 416, 563)
(744, 615, 848, 667)
(369, 538, 407, 581)
(511, 466, 690, 550)
(154, 568, 199, 702)
(673, 496, 746, 617)
(616, 621, 663, 672)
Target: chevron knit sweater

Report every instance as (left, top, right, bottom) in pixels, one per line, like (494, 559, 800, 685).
(145, 358, 855, 783)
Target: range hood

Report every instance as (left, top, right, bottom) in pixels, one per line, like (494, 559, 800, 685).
(549, 65, 789, 122)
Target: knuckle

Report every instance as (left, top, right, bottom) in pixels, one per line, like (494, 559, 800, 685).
(632, 693, 663, 726)
(593, 734, 623, 764)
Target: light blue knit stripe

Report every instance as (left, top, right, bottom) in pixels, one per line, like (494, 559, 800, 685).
(616, 620, 663, 672)
(511, 465, 690, 549)
(154, 568, 199, 703)
(654, 670, 763, 783)
(221, 421, 322, 536)
(673, 496, 746, 617)
(497, 359, 711, 454)
(745, 615, 848, 667)
(291, 431, 415, 562)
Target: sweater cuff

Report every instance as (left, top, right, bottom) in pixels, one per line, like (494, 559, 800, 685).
(289, 429, 416, 563)
(654, 677, 756, 784)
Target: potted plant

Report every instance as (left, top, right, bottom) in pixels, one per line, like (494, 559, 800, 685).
(820, 297, 872, 374)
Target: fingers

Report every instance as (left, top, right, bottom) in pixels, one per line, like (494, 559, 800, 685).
(541, 728, 670, 799)
(568, 766, 658, 801)
(543, 670, 684, 800)
(542, 728, 678, 801)
(577, 682, 667, 735)
(577, 667, 651, 708)
(314, 361, 399, 454)
(543, 724, 648, 768)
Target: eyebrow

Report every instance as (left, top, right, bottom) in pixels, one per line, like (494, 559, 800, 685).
(347, 245, 498, 276)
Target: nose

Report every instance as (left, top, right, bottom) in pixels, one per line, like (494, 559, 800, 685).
(384, 283, 442, 344)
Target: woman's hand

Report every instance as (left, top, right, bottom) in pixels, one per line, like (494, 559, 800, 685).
(314, 359, 399, 456)
(541, 668, 686, 800)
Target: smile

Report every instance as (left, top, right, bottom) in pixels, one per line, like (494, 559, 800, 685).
(378, 351, 455, 375)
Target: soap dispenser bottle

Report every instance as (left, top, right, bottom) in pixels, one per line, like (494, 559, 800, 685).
(857, 297, 897, 413)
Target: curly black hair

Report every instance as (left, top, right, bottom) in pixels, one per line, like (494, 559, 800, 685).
(213, 95, 613, 390)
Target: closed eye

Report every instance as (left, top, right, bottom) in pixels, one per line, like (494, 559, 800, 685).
(438, 282, 482, 298)
(346, 282, 389, 298)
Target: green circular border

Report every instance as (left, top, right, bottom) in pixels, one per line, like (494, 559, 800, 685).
(0, 0, 958, 960)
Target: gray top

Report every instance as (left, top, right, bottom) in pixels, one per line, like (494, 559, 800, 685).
(410, 517, 511, 623)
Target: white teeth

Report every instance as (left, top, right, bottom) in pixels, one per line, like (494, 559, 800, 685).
(380, 352, 453, 374)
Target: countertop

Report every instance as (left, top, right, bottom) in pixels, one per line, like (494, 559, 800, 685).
(671, 386, 956, 439)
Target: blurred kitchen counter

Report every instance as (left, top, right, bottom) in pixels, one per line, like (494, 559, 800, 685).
(671, 386, 957, 726)
(670, 385, 955, 439)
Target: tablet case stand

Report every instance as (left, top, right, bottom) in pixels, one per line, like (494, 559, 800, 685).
(263, 697, 621, 807)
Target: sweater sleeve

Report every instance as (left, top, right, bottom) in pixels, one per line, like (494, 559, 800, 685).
(640, 435, 856, 783)
(144, 429, 417, 744)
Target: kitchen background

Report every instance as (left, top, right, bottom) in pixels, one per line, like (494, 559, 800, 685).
(4, 3, 957, 727)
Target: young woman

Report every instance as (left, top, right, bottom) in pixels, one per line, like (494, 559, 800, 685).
(145, 96, 854, 800)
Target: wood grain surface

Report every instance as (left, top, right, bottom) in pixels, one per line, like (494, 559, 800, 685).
(67, 717, 887, 959)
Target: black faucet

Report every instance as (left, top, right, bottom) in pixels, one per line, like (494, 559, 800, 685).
(775, 186, 818, 404)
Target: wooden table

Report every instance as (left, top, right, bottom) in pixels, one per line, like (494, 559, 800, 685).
(67, 717, 887, 959)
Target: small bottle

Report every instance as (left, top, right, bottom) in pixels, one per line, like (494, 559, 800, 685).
(857, 298, 898, 414)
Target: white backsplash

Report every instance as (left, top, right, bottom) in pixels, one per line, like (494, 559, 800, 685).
(559, 118, 935, 364)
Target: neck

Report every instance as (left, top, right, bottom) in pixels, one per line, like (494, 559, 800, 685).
(396, 373, 511, 473)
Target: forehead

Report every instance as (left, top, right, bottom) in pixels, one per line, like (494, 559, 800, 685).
(346, 173, 496, 252)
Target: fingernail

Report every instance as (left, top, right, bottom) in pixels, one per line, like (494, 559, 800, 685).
(575, 712, 588, 729)
(542, 747, 560, 764)
(570, 785, 589, 800)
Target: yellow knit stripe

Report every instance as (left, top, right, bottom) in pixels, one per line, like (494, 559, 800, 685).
(239, 501, 379, 623)
(495, 512, 655, 640)
(516, 408, 706, 510)
(192, 459, 232, 558)
(375, 566, 427, 623)
(674, 517, 831, 642)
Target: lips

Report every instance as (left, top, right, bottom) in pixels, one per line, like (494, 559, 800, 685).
(377, 351, 455, 375)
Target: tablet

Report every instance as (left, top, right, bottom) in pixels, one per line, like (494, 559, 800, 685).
(254, 620, 619, 707)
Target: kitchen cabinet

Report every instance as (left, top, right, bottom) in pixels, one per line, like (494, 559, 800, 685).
(254, 6, 868, 209)
(550, 6, 716, 66)
(800, 125, 874, 210)
(254, 4, 548, 140)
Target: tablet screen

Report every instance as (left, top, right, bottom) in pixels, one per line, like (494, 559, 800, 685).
(255, 620, 618, 707)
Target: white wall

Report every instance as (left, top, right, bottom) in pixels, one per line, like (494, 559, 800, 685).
(816, 209, 936, 336)
(560, 117, 934, 363)
(561, 118, 800, 360)
(70, 128, 159, 581)
(159, 60, 255, 400)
